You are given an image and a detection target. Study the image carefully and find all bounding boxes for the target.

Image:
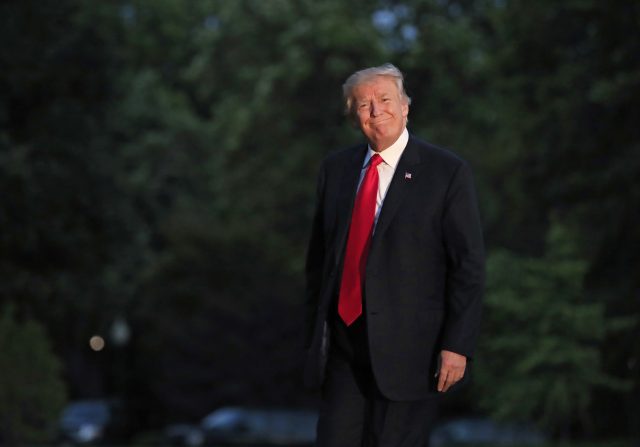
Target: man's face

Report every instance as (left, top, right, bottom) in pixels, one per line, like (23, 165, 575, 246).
(352, 76, 409, 152)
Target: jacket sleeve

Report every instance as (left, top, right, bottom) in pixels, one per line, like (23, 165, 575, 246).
(440, 161, 485, 359)
(304, 162, 327, 348)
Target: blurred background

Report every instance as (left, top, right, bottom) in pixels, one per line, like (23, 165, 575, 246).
(1, 0, 638, 446)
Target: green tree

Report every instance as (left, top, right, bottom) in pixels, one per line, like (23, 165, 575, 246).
(475, 223, 632, 436)
(0, 305, 67, 445)
(0, 0, 136, 397)
(476, 1, 640, 434)
(111, 0, 389, 268)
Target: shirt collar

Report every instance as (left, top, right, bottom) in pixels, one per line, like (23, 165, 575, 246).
(362, 127, 409, 169)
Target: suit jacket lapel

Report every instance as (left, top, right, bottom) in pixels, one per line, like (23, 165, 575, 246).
(334, 145, 367, 266)
(371, 136, 422, 244)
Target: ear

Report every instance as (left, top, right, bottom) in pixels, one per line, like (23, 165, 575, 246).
(401, 100, 409, 119)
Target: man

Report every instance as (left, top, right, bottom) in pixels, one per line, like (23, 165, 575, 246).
(304, 63, 485, 446)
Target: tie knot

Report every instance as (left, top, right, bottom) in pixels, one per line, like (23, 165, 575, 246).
(369, 154, 383, 168)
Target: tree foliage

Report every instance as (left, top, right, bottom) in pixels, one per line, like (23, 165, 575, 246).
(476, 223, 634, 436)
(0, 305, 67, 444)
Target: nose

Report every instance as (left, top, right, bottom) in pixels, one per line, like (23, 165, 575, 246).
(370, 100, 382, 117)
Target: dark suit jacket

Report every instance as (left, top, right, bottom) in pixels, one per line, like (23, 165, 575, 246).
(304, 134, 485, 401)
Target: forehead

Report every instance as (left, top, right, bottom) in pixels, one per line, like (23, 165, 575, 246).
(352, 76, 400, 99)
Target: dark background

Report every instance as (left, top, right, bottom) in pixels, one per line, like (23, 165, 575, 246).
(1, 0, 638, 444)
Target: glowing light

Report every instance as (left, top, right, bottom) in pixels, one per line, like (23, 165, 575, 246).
(89, 335, 105, 351)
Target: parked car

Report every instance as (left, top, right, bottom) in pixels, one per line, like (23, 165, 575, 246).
(200, 407, 317, 446)
(430, 417, 546, 446)
(164, 423, 205, 446)
(58, 399, 129, 445)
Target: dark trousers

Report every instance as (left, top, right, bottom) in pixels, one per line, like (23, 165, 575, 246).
(316, 317, 440, 447)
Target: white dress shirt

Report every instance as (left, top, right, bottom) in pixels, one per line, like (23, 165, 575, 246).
(358, 127, 409, 229)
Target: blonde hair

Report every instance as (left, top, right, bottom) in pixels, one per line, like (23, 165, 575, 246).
(342, 63, 411, 119)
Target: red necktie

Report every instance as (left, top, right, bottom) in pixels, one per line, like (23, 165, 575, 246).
(338, 154, 383, 326)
